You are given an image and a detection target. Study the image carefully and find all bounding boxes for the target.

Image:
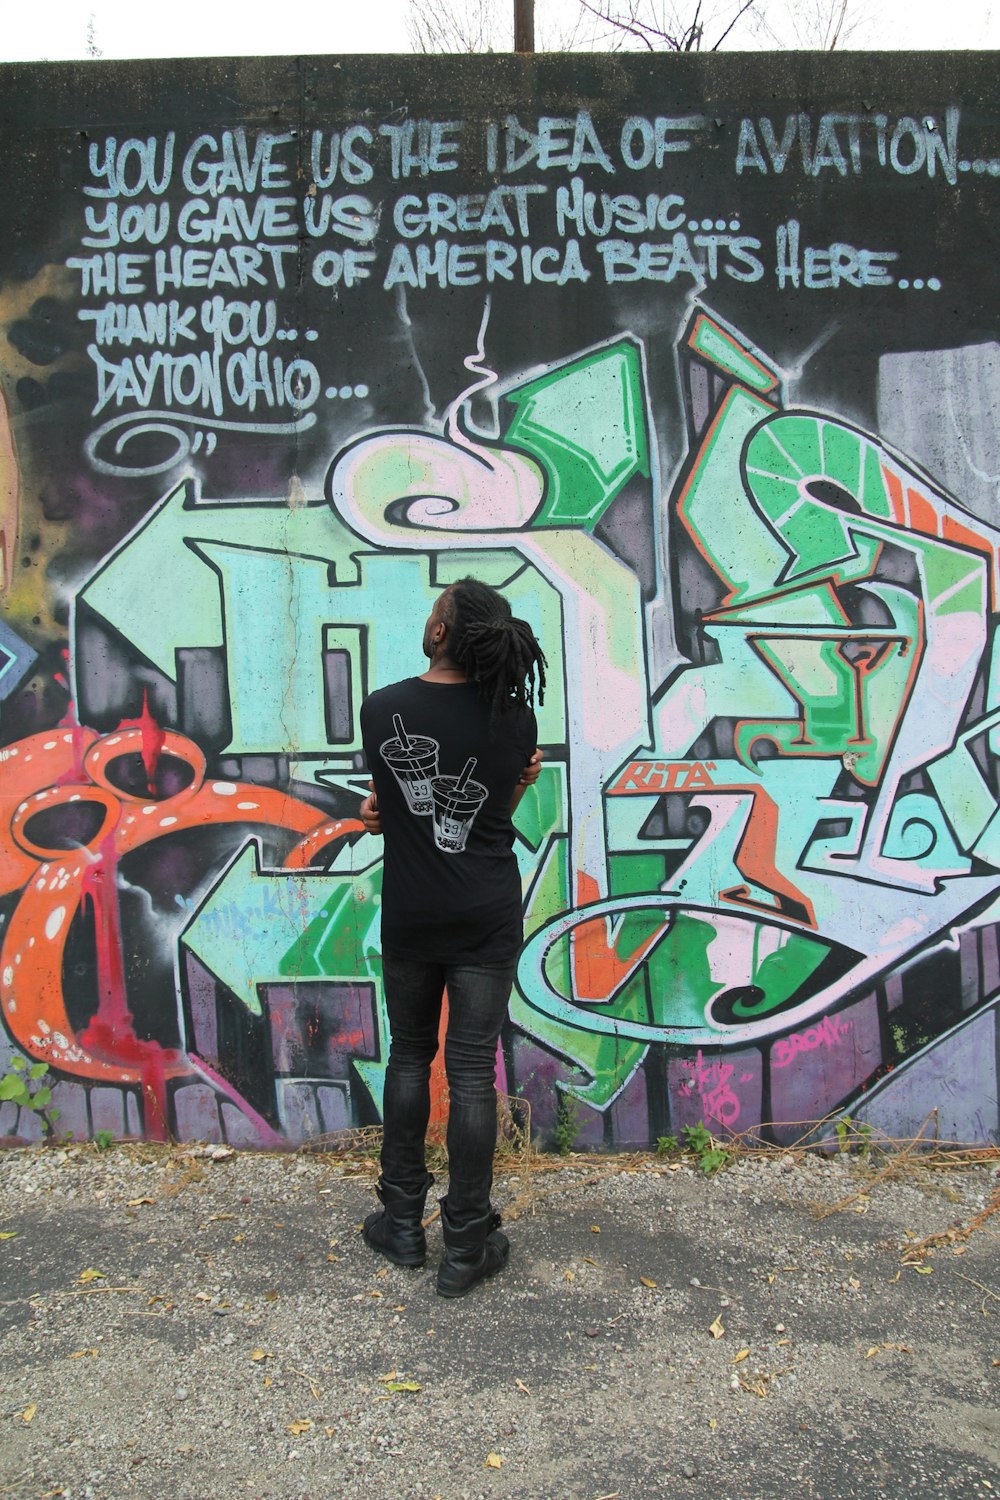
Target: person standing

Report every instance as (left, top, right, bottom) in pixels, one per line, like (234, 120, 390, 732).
(358, 577, 545, 1297)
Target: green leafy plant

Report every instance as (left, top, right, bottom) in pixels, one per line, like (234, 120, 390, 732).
(553, 1092, 580, 1156)
(0, 1055, 60, 1138)
(682, 1121, 729, 1175)
(655, 1134, 678, 1155)
(93, 1129, 115, 1151)
(834, 1115, 874, 1158)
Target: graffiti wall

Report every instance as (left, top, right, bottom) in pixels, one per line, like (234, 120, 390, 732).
(2, 52, 999, 1148)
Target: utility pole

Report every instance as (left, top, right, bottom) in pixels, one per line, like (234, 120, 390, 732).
(514, 0, 535, 52)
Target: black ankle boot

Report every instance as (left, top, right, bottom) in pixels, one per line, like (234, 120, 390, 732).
(436, 1198, 509, 1298)
(363, 1173, 433, 1268)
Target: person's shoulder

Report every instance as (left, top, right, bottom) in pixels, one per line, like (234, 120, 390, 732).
(362, 678, 417, 712)
(499, 700, 537, 740)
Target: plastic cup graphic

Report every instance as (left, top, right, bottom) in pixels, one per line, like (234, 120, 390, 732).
(381, 714, 439, 814)
(431, 757, 488, 852)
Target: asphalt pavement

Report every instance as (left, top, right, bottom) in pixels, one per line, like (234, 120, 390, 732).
(0, 1140, 998, 1499)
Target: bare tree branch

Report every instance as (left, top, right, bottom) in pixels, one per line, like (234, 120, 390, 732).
(710, 0, 759, 51)
(407, 0, 870, 56)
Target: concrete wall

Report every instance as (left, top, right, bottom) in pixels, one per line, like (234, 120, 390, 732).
(1, 52, 999, 1148)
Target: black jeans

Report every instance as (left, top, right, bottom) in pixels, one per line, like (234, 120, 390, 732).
(379, 950, 516, 1223)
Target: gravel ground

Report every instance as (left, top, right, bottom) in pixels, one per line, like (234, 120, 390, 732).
(0, 1142, 998, 1500)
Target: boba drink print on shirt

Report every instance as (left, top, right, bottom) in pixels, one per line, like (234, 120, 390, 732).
(430, 759, 488, 852)
(381, 714, 439, 814)
(380, 715, 487, 853)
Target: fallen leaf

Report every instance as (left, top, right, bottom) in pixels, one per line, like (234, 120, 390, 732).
(732, 1349, 750, 1364)
(848, 1277, 861, 1289)
(953, 1246, 968, 1256)
(68, 1349, 98, 1359)
(515, 1378, 530, 1395)
(194, 1292, 212, 1303)
(992, 1358, 1000, 1368)
(126, 1198, 154, 1207)
(383, 1381, 421, 1393)
(77, 1269, 105, 1284)
(21, 1404, 37, 1423)
(250, 1349, 273, 1362)
(740, 1377, 768, 1398)
(709, 1315, 725, 1339)
(563, 1270, 575, 1282)
(640, 1276, 657, 1289)
(286, 1420, 313, 1436)
(777, 1339, 791, 1347)
(708, 1417, 718, 1431)
(865, 1346, 880, 1359)
(204, 1213, 236, 1222)
(914, 1265, 934, 1275)
(264, 1291, 279, 1302)
(379, 1371, 398, 1382)
(0, 1231, 18, 1240)
(581, 1256, 597, 1266)
(484, 1453, 504, 1469)
(263, 1376, 273, 1388)
(325, 1253, 341, 1262)
(324, 1426, 336, 1439)
(591, 1225, 601, 1233)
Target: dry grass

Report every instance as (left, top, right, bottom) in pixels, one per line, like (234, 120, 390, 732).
(33, 1102, 1000, 1249)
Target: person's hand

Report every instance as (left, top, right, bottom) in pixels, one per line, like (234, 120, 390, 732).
(519, 748, 543, 788)
(359, 781, 382, 835)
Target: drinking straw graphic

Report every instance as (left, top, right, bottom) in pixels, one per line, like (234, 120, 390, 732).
(455, 758, 477, 791)
(393, 714, 409, 749)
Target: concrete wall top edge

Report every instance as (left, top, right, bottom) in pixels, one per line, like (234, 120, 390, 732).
(0, 51, 996, 133)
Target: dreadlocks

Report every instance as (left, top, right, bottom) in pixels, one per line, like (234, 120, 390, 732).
(441, 577, 547, 730)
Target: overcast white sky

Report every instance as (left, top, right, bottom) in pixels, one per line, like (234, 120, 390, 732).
(2, 0, 997, 60)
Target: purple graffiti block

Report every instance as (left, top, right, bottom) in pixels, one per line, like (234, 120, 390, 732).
(768, 995, 882, 1144)
(277, 1080, 321, 1141)
(0, 1101, 19, 1137)
(507, 1038, 565, 1137)
(316, 1085, 350, 1133)
(669, 1047, 762, 1139)
(981, 926, 1000, 1005)
(569, 1100, 605, 1150)
(183, 956, 220, 1062)
(14, 1106, 44, 1142)
(172, 1082, 223, 1143)
(606, 1065, 650, 1148)
(852, 1002, 1000, 1146)
(90, 1087, 127, 1138)
(267, 983, 375, 1080)
(884, 973, 905, 1012)
(125, 1092, 142, 1138)
(220, 1100, 269, 1148)
(960, 930, 980, 1012)
(506, 1039, 623, 1148)
(49, 1081, 89, 1141)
